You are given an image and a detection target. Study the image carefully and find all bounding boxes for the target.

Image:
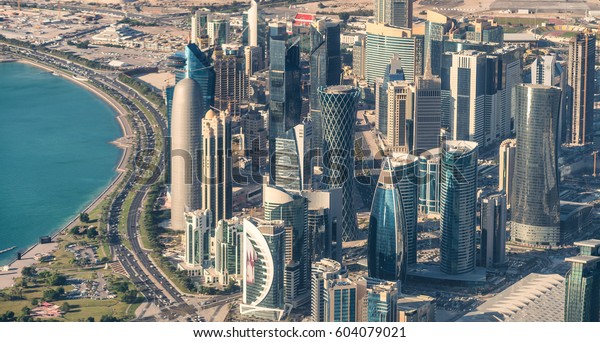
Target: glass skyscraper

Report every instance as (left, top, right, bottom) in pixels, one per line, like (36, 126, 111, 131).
(390, 154, 418, 266)
(418, 148, 441, 215)
(439, 140, 478, 275)
(311, 259, 346, 322)
(240, 218, 288, 320)
(564, 240, 600, 322)
(215, 217, 243, 281)
(309, 19, 341, 148)
(511, 84, 561, 247)
(318, 86, 361, 241)
(183, 43, 215, 112)
(367, 158, 407, 281)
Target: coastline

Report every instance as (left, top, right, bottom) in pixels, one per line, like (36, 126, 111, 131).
(0, 59, 134, 287)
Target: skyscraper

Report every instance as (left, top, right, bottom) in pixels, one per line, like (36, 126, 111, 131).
(367, 158, 407, 281)
(240, 218, 288, 320)
(498, 139, 516, 208)
(311, 258, 346, 322)
(304, 188, 343, 262)
(263, 184, 310, 307)
(269, 23, 302, 165)
(413, 64, 441, 152)
(365, 23, 422, 84)
(532, 54, 560, 86)
(424, 11, 451, 77)
(183, 43, 215, 112)
(390, 154, 418, 266)
(480, 193, 507, 268)
(183, 209, 212, 269)
(444, 50, 487, 146)
(191, 9, 210, 46)
(564, 239, 600, 322)
(511, 84, 561, 247)
(386, 80, 414, 150)
(309, 19, 341, 148)
(318, 86, 361, 241)
(170, 78, 203, 231)
(247, 0, 258, 47)
(418, 148, 441, 215)
(374, 0, 413, 29)
(324, 278, 358, 322)
(215, 217, 243, 284)
(376, 54, 405, 136)
(273, 119, 313, 191)
(213, 45, 248, 116)
(207, 15, 230, 46)
(567, 32, 595, 146)
(201, 109, 232, 230)
(440, 140, 478, 275)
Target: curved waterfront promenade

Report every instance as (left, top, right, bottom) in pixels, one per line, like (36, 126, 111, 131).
(0, 59, 134, 289)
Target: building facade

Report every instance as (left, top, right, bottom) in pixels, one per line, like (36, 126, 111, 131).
(564, 240, 600, 322)
(184, 209, 212, 268)
(511, 84, 561, 247)
(567, 32, 596, 146)
(480, 192, 507, 267)
(439, 140, 478, 274)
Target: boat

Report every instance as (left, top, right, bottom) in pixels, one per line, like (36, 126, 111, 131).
(0, 246, 16, 255)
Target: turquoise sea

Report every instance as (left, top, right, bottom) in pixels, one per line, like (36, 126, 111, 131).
(0, 62, 121, 265)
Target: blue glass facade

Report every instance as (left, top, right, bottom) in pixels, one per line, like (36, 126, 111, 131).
(368, 158, 407, 281)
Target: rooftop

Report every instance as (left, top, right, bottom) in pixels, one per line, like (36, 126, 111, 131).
(574, 239, 600, 249)
(565, 255, 600, 264)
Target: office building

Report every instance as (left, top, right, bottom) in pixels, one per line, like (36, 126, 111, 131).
(304, 188, 343, 262)
(564, 240, 600, 322)
(397, 295, 436, 322)
(201, 109, 232, 230)
(170, 78, 203, 231)
(352, 35, 367, 80)
(480, 193, 507, 268)
(440, 140, 478, 274)
(365, 23, 422, 84)
(247, 0, 258, 46)
(532, 54, 561, 86)
(318, 86, 361, 241)
(191, 9, 210, 46)
(241, 111, 267, 175)
(183, 209, 212, 269)
(424, 11, 451, 76)
(324, 278, 358, 322)
(511, 84, 561, 247)
(311, 259, 346, 322)
(357, 277, 399, 322)
(498, 139, 516, 208)
(244, 45, 263, 76)
(387, 81, 414, 150)
(269, 23, 302, 157)
(390, 154, 418, 266)
(418, 148, 441, 215)
(567, 32, 596, 145)
(309, 19, 341, 147)
(207, 15, 230, 46)
(213, 46, 248, 116)
(374, 0, 413, 29)
(183, 43, 215, 111)
(240, 218, 288, 320)
(273, 119, 313, 192)
(413, 63, 441, 152)
(375, 54, 405, 136)
(368, 158, 407, 281)
(263, 184, 310, 307)
(466, 19, 503, 45)
(444, 50, 487, 146)
(215, 217, 243, 284)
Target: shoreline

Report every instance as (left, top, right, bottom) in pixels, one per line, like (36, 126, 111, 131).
(0, 59, 135, 285)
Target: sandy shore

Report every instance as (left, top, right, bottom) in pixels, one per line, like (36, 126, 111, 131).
(0, 58, 134, 290)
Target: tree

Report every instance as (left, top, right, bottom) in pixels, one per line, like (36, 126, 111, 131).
(48, 273, 67, 286)
(317, 2, 326, 8)
(21, 306, 31, 317)
(0, 311, 16, 322)
(79, 212, 90, 223)
(86, 227, 98, 239)
(100, 314, 120, 322)
(60, 302, 70, 313)
(31, 298, 39, 306)
(121, 290, 138, 304)
(339, 13, 350, 21)
(21, 266, 36, 278)
(70, 226, 83, 235)
(86, 316, 95, 322)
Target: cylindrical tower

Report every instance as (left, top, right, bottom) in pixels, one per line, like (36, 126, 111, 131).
(318, 85, 361, 241)
(511, 84, 561, 246)
(170, 78, 203, 231)
(439, 140, 478, 275)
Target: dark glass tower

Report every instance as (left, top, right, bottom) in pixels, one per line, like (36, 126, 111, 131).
(318, 86, 361, 241)
(309, 19, 341, 148)
(183, 43, 215, 111)
(367, 158, 407, 281)
(564, 240, 600, 322)
(567, 32, 596, 145)
(439, 140, 478, 275)
(511, 84, 561, 247)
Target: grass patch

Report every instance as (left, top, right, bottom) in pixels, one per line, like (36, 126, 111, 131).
(494, 17, 548, 26)
(118, 191, 136, 251)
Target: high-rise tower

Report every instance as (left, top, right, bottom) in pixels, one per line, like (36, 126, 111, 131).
(564, 239, 600, 322)
(318, 86, 361, 241)
(170, 78, 203, 231)
(511, 84, 561, 247)
(439, 140, 478, 275)
(567, 32, 595, 146)
(201, 109, 232, 230)
(374, 0, 413, 29)
(367, 158, 407, 281)
(247, 0, 258, 47)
